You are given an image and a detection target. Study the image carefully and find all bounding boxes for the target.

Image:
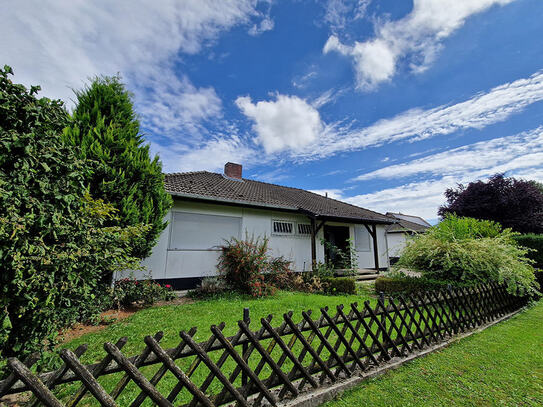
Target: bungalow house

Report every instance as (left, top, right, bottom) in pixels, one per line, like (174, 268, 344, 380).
(385, 212, 431, 263)
(122, 163, 394, 289)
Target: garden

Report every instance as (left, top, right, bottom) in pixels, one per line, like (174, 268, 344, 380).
(1, 65, 542, 406)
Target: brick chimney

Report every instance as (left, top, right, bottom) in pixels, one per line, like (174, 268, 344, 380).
(224, 162, 243, 179)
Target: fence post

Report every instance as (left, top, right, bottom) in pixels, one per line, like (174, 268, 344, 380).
(379, 292, 387, 343)
(242, 307, 250, 386)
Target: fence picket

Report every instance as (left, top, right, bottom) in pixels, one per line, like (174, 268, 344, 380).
(0, 284, 527, 407)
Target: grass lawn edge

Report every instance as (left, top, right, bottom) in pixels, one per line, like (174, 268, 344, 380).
(278, 304, 530, 407)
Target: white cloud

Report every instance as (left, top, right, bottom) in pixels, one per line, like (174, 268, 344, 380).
(248, 17, 275, 36)
(311, 89, 340, 108)
(345, 178, 458, 221)
(1, 0, 266, 137)
(309, 189, 345, 200)
(299, 70, 543, 159)
(236, 94, 324, 153)
(354, 127, 543, 181)
(346, 160, 543, 221)
(292, 71, 318, 89)
(136, 71, 223, 138)
(323, 0, 515, 89)
(324, 0, 371, 32)
(153, 135, 258, 173)
(341, 127, 543, 220)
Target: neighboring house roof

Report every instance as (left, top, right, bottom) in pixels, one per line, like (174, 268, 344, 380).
(165, 171, 392, 224)
(386, 212, 431, 233)
(386, 212, 431, 227)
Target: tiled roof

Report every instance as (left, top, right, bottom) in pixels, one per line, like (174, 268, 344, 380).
(386, 212, 431, 227)
(386, 213, 431, 233)
(165, 171, 392, 224)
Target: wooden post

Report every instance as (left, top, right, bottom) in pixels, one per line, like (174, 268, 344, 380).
(242, 308, 250, 386)
(310, 217, 317, 270)
(372, 224, 380, 271)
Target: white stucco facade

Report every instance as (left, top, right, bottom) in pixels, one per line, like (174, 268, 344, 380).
(386, 232, 414, 258)
(120, 199, 389, 284)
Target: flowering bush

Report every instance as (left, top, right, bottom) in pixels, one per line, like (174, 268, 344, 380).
(112, 277, 175, 307)
(218, 235, 288, 297)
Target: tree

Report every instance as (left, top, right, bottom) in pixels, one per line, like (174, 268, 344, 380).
(0, 66, 142, 359)
(438, 174, 543, 234)
(64, 76, 172, 259)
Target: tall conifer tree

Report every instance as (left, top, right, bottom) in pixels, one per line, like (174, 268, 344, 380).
(65, 76, 172, 258)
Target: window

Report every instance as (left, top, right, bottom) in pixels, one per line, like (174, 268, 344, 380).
(298, 223, 312, 235)
(273, 221, 294, 234)
(169, 212, 241, 250)
(354, 225, 371, 252)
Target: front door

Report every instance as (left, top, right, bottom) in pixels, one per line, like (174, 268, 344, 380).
(323, 225, 351, 268)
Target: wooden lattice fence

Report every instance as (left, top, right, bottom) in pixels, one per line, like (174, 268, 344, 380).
(0, 283, 527, 407)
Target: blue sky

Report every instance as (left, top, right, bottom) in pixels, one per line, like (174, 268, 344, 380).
(2, 0, 543, 222)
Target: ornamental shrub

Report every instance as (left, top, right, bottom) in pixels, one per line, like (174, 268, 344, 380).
(374, 275, 471, 295)
(112, 277, 175, 308)
(320, 277, 357, 295)
(217, 235, 288, 297)
(0, 66, 143, 361)
(395, 215, 537, 296)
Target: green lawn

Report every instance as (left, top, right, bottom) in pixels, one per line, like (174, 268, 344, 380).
(51, 289, 377, 406)
(62, 289, 376, 365)
(324, 300, 543, 407)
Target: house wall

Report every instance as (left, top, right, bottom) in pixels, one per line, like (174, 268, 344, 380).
(117, 199, 389, 286)
(386, 232, 409, 258)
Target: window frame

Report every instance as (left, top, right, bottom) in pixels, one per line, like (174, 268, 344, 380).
(297, 223, 312, 235)
(272, 220, 295, 235)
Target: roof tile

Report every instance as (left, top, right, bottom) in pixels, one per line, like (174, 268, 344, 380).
(165, 171, 392, 223)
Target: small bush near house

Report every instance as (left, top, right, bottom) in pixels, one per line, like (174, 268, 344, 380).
(112, 278, 175, 308)
(321, 277, 357, 295)
(395, 215, 537, 296)
(374, 275, 471, 295)
(190, 276, 231, 298)
(217, 235, 280, 297)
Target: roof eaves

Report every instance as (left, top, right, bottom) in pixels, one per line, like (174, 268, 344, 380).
(167, 191, 299, 211)
(313, 214, 395, 225)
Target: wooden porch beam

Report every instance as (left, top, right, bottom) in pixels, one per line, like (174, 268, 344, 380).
(364, 224, 380, 271)
(310, 218, 316, 270)
(372, 224, 379, 271)
(309, 218, 325, 270)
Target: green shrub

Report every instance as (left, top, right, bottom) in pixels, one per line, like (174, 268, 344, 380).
(312, 261, 335, 278)
(321, 277, 357, 295)
(374, 275, 471, 295)
(112, 277, 175, 308)
(395, 215, 537, 296)
(0, 66, 144, 361)
(218, 235, 284, 297)
(189, 277, 231, 298)
(514, 234, 543, 269)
